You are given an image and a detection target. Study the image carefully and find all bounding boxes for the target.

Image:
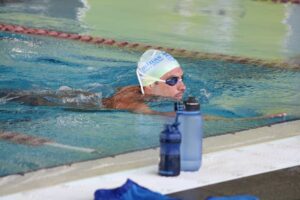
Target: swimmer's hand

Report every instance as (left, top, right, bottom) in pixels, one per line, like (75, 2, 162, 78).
(241, 112, 287, 121)
(264, 112, 287, 119)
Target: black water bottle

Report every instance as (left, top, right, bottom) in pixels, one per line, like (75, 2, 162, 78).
(158, 122, 181, 176)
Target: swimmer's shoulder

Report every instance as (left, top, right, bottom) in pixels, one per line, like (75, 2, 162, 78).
(103, 85, 145, 109)
(113, 85, 144, 99)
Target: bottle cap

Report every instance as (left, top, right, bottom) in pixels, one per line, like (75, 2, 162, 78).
(160, 123, 181, 143)
(184, 96, 200, 111)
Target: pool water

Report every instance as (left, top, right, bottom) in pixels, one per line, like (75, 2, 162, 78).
(0, 0, 300, 177)
(1, 31, 299, 176)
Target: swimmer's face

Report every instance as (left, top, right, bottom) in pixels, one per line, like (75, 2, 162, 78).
(145, 67, 186, 100)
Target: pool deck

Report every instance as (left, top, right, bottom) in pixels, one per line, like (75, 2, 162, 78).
(169, 165, 300, 200)
(0, 120, 299, 199)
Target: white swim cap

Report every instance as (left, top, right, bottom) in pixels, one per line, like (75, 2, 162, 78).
(136, 49, 180, 94)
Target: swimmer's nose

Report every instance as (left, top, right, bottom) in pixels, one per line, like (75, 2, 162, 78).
(178, 80, 186, 92)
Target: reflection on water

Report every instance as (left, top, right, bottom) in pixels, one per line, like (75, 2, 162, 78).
(0, 0, 87, 33)
(284, 4, 300, 63)
(1, 0, 300, 61)
(82, 0, 300, 61)
(0, 0, 85, 20)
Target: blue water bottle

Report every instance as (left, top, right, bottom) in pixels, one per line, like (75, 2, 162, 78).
(158, 122, 181, 176)
(176, 96, 203, 171)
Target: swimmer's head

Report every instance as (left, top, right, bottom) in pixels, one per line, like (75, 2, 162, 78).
(136, 49, 186, 100)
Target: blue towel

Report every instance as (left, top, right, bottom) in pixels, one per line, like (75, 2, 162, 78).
(206, 195, 259, 200)
(94, 179, 179, 200)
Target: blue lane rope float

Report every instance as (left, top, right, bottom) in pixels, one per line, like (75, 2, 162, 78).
(0, 23, 299, 70)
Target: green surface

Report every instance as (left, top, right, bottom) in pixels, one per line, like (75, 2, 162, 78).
(83, 0, 291, 60)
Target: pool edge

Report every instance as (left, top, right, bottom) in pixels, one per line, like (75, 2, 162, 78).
(0, 119, 299, 196)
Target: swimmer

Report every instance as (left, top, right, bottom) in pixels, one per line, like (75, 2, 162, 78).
(1, 49, 185, 116)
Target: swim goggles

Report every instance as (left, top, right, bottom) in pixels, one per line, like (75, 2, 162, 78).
(162, 76, 183, 86)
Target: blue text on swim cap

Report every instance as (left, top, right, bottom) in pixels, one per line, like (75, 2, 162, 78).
(162, 52, 176, 62)
(140, 54, 164, 73)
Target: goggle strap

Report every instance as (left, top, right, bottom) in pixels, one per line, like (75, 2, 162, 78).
(136, 70, 145, 95)
(138, 71, 164, 83)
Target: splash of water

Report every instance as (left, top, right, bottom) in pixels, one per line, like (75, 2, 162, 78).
(199, 88, 211, 103)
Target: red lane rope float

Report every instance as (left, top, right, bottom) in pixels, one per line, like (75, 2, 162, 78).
(1, 22, 300, 70)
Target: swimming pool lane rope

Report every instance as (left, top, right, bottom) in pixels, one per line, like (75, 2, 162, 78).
(1, 23, 299, 70)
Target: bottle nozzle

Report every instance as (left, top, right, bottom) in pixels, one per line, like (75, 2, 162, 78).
(172, 121, 180, 129)
(174, 101, 184, 111)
